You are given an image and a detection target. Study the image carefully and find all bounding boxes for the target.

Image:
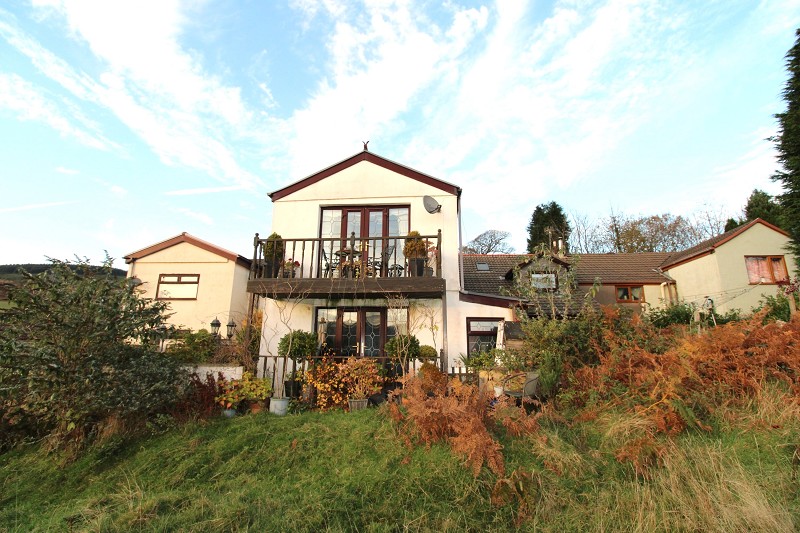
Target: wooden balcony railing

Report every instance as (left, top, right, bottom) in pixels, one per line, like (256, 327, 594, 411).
(248, 231, 443, 282)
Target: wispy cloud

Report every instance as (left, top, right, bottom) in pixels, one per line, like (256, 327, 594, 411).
(165, 185, 244, 196)
(0, 5, 267, 190)
(0, 200, 75, 213)
(55, 166, 79, 175)
(174, 207, 213, 226)
(0, 72, 113, 149)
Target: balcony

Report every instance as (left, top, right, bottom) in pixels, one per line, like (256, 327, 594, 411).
(246, 231, 446, 299)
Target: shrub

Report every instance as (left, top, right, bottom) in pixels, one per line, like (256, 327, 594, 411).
(459, 350, 496, 371)
(165, 329, 217, 364)
(278, 330, 318, 361)
(419, 344, 438, 361)
(339, 357, 382, 400)
(754, 293, 797, 322)
(0, 258, 186, 452)
(172, 372, 222, 420)
(387, 375, 540, 477)
(645, 301, 695, 328)
(215, 372, 272, 410)
(304, 356, 348, 410)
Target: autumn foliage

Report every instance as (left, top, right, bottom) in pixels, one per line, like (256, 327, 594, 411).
(387, 366, 540, 477)
(569, 310, 800, 436)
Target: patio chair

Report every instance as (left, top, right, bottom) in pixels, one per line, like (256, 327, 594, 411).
(371, 244, 399, 277)
(321, 247, 339, 278)
(500, 371, 542, 403)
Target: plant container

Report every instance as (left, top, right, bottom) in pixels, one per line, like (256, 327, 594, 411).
(348, 398, 369, 412)
(222, 408, 237, 418)
(409, 258, 425, 277)
(269, 397, 289, 416)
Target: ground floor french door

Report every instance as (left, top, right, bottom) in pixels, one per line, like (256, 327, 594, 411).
(315, 307, 405, 357)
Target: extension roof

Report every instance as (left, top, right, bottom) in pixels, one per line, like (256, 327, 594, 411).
(123, 232, 251, 268)
(268, 149, 462, 201)
(573, 253, 673, 285)
(659, 218, 788, 270)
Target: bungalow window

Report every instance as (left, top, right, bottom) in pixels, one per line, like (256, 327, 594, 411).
(531, 272, 557, 290)
(745, 256, 788, 284)
(467, 318, 501, 353)
(616, 285, 643, 303)
(156, 274, 199, 300)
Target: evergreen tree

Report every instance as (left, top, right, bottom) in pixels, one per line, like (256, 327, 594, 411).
(724, 218, 741, 232)
(744, 189, 785, 228)
(526, 202, 571, 253)
(773, 29, 800, 268)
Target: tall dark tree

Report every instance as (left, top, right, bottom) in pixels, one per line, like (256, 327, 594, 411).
(773, 29, 800, 268)
(744, 189, 786, 228)
(526, 202, 571, 253)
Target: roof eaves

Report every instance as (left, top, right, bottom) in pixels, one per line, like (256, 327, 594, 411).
(269, 150, 462, 201)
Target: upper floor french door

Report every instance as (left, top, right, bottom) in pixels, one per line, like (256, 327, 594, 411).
(320, 206, 409, 263)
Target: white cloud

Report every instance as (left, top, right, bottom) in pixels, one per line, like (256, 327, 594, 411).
(165, 185, 244, 196)
(0, 72, 113, 149)
(55, 166, 79, 174)
(0, 5, 267, 190)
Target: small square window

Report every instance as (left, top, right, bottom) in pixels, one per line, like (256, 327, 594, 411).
(616, 285, 643, 303)
(531, 272, 557, 290)
(476, 263, 490, 271)
(157, 274, 200, 300)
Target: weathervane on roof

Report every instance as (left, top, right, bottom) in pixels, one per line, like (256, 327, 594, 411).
(362, 140, 369, 151)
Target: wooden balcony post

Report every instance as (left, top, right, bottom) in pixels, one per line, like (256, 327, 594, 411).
(436, 229, 442, 277)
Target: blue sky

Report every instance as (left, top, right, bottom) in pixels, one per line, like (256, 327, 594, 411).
(0, 0, 798, 266)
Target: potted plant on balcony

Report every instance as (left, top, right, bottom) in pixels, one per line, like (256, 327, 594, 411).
(403, 231, 427, 277)
(282, 258, 300, 278)
(262, 232, 284, 278)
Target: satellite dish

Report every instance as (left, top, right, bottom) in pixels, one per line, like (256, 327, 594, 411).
(423, 195, 442, 214)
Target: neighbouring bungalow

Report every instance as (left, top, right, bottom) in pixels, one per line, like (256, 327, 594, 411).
(466, 218, 795, 320)
(124, 232, 252, 333)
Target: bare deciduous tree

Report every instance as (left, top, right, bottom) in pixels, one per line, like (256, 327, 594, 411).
(463, 230, 514, 254)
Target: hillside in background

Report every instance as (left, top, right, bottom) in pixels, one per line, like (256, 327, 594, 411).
(0, 264, 127, 281)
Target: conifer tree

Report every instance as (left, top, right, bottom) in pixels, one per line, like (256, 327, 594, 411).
(773, 29, 800, 268)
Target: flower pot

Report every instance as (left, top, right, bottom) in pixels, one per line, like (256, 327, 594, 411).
(409, 258, 425, 277)
(222, 408, 237, 418)
(269, 397, 289, 416)
(348, 398, 369, 412)
(249, 401, 266, 414)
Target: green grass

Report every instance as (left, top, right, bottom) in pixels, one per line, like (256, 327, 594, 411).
(2, 396, 800, 532)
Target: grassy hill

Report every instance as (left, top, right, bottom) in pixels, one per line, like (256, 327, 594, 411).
(0, 264, 127, 281)
(1, 395, 798, 532)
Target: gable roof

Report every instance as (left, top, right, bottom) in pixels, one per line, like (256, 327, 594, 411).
(660, 218, 789, 270)
(268, 149, 462, 201)
(123, 232, 251, 268)
(574, 252, 673, 285)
